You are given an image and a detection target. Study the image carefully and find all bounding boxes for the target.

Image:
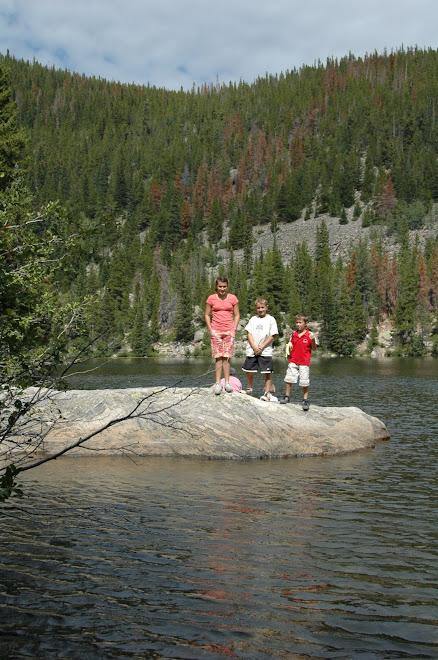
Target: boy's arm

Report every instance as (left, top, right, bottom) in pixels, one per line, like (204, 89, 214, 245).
(260, 333, 277, 352)
(247, 332, 260, 354)
(260, 318, 278, 353)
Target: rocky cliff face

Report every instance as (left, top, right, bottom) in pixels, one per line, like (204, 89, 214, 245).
(220, 211, 437, 264)
(5, 387, 389, 465)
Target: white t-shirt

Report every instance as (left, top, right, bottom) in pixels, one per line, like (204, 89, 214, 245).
(245, 314, 278, 357)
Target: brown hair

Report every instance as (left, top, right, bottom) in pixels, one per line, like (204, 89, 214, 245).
(255, 297, 268, 307)
(215, 276, 229, 290)
(295, 313, 308, 323)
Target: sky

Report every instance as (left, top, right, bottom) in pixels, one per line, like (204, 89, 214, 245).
(1, 0, 437, 90)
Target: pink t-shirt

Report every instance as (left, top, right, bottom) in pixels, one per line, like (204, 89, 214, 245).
(206, 293, 239, 332)
(220, 376, 242, 393)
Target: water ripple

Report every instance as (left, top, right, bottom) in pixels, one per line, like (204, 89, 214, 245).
(1, 358, 437, 658)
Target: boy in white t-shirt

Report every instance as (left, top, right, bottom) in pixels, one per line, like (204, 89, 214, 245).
(242, 298, 278, 399)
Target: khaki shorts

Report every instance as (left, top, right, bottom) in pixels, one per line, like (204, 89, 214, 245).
(284, 362, 310, 387)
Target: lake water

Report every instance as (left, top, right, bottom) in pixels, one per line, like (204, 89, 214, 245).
(1, 357, 437, 659)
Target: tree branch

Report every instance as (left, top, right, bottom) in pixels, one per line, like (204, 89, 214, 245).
(15, 382, 199, 474)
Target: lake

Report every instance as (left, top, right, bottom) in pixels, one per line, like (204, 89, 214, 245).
(1, 357, 437, 658)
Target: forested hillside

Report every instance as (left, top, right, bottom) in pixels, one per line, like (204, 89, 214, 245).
(1, 47, 438, 358)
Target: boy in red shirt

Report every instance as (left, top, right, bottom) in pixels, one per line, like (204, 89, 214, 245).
(280, 314, 317, 410)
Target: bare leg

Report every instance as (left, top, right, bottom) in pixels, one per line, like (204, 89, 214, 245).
(222, 359, 231, 384)
(263, 373, 272, 394)
(302, 386, 309, 400)
(280, 381, 292, 403)
(215, 358, 224, 384)
(246, 372, 254, 390)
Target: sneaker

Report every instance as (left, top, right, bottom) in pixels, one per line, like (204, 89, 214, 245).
(214, 383, 222, 395)
(260, 392, 270, 401)
(279, 395, 290, 404)
(302, 399, 310, 411)
(224, 382, 233, 393)
(244, 388, 253, 395)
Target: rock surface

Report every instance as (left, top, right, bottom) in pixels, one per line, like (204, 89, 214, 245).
(9, 387, 389, 461)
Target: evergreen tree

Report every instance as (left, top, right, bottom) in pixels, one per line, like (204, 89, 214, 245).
(106, 247, 131, 319)
(174, 273, 194, 342)
(351, 288, 367, 343)
(293, 242, 313, 313)
(394, 240, 418, 345)
(228, 207, 246, 249)
(146, 264, 161, 343)
(0, 61, 26, 191)
(315, 222, 335, 348)
(207, 197, 224, 244)
(367, 320, 379, 351)
(243, 213, 253, 273)
(287, 280, 301, 328)
(130, 287, 152, 356)
(353, 200, 361, 220)
(236, 265, 250, 317)
(331, 276, 355, 356)
(165, 184, 183, 253)
(339, 207, 348, 224)
(361, 153, 375, 204)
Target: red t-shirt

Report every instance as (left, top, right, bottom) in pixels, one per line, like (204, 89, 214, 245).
(206, 293, 239, 332)
(289, 329, 313, 366)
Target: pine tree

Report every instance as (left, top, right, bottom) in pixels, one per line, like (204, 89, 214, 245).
(106, 247, 131, 318)
(228, 207, 246, 249)
(236, 265, 250, 317)
(367, 320, 379, 351)
(243, 213, 253, 273)
(293, 242, 313, 313)
(331, 276, 355, 356)
(207, 197, 224, 244)
(361, 153, 375, 204)
(315, 222, 335, 348)
(146, 264, 161, 343)
(174, 273, 194, 342)
(375, 172, 397, 221)
(287, 280, 301, 328)
(130, 288, 152, 356)
(353, 200, 361, 220)
(351, 288, 367, 343)
(394, 240, 418, 345)
(166, 184, 183, 252)
(0, 61, 26, 191)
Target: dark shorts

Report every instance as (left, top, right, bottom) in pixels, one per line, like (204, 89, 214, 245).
(242, 355, 274, 374)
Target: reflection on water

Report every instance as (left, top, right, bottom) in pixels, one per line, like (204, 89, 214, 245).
(1, 358, 437, 658)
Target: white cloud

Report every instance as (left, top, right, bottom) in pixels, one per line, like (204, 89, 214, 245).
(1, 0, 437, 89)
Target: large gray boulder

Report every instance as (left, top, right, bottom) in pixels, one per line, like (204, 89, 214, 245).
(6, 387, 389, 462)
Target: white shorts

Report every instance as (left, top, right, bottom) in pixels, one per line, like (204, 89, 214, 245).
(284, 362, 310, 387)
